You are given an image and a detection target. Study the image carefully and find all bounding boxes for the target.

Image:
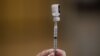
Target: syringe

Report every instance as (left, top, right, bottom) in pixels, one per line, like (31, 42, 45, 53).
(51, 4, 60, 56)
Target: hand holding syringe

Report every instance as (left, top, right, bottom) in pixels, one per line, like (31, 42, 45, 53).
(36, 4, 66, 56)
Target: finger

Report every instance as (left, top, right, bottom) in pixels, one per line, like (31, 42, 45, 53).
(56, 49, 66, 56)
(37, 49, 54, 56)
(48, 52, 54, 56)
(41, 49, 54, 56)
(48, 49, 66, 56)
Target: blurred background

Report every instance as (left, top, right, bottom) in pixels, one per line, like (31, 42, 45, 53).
(0, 0, 100, 56)
(0, 0, 62, 56)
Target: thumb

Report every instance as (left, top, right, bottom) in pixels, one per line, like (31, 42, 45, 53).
(48, 52, 54, 56)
